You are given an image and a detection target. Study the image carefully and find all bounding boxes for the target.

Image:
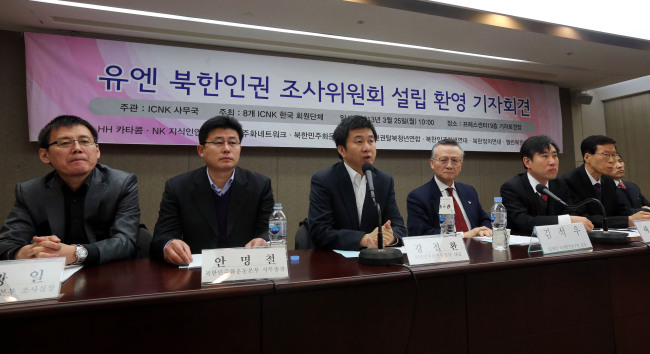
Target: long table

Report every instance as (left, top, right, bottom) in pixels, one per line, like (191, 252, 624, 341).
(3, 239, 650, 353)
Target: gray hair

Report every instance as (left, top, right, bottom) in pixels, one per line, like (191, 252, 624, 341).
(432, 139, 464, 159)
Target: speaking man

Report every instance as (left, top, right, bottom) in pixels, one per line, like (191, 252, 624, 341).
(407, 139, 492, 237)
(308, 115, 406, 250)
(560, 135, 650, 228)
(500, 135, 593, 235)
(151, 116, 274, 265)
(0, 115, 140, 265)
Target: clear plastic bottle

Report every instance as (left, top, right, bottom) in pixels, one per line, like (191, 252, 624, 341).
(439, 211, 456, 237)
(491, 197, 508, 250)
(268, 203, 287, 246)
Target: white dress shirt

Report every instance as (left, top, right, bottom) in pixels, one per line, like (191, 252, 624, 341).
(343, 162, 366, 226)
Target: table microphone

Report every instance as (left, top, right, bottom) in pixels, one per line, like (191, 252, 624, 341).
(358, 162, 403, 266)
(535, 184, 628, 244)
(534, 184, 567, 206)
(362, 162, 377, 205)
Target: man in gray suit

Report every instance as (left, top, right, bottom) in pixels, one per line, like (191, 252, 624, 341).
(0, 115, 140, 265)
(151, 116, 274, 265)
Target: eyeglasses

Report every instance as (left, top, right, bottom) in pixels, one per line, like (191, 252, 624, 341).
(594, 152, 619, 160)
(434, 158, 462, 166)
(48, 137, 96, 148)
(204, 141, 241, 148)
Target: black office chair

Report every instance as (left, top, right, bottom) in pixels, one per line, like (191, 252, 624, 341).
(294, 218, 313, 250)
(135, 224, 153, 259)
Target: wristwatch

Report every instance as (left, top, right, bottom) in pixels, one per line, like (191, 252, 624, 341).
(72, 244, 88, 265)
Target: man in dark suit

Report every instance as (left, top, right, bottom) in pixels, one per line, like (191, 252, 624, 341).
(407, 139, 492, 237)
(0, 115, 140, 265)
(308, 115, 406, 250)
(560, 135, 650, 228)
(151, 116, 274, 265)
(501, 135, 592, 235)
(608, 154, 650, 212)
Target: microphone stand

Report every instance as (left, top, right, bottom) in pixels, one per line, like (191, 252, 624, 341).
(565, 198, 629, 244)
(536, 184, 629, 244)
(358, 181, 403, 266)
(376, 204, 383, 249)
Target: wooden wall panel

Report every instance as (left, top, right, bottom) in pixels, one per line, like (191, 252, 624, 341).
(604, 92, 650, 196)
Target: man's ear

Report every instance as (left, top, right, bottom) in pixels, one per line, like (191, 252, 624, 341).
(39, 148, 51, 165)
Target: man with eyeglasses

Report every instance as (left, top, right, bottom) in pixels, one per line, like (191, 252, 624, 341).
(607, 154, 650, 212)
(560, 135, 650, 228)
(151, 116, 274, 265)
(500, 135, 593, 235)
(407, 139, 492, 237)
(0, 115, 140, 265)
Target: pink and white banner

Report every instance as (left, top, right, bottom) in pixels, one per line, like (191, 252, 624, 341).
(25, 32, 562, 151)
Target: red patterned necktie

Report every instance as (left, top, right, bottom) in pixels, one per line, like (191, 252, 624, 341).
(619, 181, 627, 190)
(540, 194, 548, 202)
(446, 188, 469, 232)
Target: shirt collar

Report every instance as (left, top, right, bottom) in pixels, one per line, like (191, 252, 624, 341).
(585, 166, 600, 185)
(207, 168, 235, 196)
(526, 172, 548, 193)
(434, 176, 455, 193)
(343, 161, 364, 185)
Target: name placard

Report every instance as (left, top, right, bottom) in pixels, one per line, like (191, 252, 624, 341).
(201, 247, 289, 283)
(532, 223, 592, 254)
(403, 235, 469, 265)
(633, 220, 650, 242)
(0, 257, 65, 304)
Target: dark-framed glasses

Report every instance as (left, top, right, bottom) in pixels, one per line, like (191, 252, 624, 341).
(48, 137, 96, 148)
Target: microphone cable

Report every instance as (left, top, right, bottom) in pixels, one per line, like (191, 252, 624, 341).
(390, 263, 420, 354)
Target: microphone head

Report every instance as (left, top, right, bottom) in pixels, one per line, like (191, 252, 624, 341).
(362, 162, 374, 173)
(535, 184, 547, 194)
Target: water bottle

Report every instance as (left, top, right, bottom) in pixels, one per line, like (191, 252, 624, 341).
(439, 202, 456, 237)
(268, 203, 287, 246)
(491, 197, 508, 250)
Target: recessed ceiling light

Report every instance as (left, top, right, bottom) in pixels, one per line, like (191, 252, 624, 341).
(32, 0, 533, 63)
(423, 0, 650, 40)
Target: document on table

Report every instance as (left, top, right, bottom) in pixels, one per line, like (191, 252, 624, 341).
(61, 265, 83, 283)
(179, 254, 202, 269)
(333, 250, 359, 258)
(334, 247, 407, 258)
(473, 235, 539, 245)
(609, 228, 640, 237)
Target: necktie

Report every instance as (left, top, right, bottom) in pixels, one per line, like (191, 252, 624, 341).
(594, 182, 602, 200)
(446, 188, 469, 232)
(540, 194, 548, 202)
(619, 181, 627, 190)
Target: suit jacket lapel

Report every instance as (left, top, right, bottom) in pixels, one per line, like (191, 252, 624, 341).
(336, 163, 361, 229)
(520, 174, 546, 215)
(84, 168, 106, 242)
(456, 184, 473, 222)
(191, 168, 219, 237)
(577, 166, 597, 199)
(43, 175, 65, 237)
(227, 167, 248, 238)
